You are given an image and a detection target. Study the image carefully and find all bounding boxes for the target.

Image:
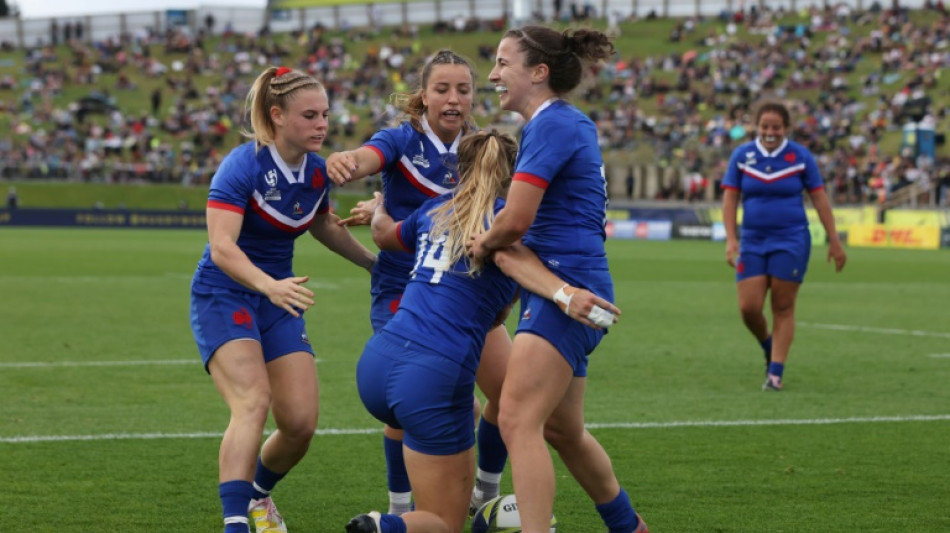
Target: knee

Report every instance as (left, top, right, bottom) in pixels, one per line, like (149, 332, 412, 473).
(278, 410, 318, 444)
(738, 300, 762, 318)
(543, 421, 582, 452)
(771, 298, 796, 317)
(234, 390, 272, 426)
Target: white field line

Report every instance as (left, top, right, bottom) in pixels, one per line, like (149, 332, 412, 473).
(799, 322, 950, 339)
(0, 359, 199, 368)
(3, 414, 948, 444)
(928, 354, 950, 358)
(0, 358, 323, 369)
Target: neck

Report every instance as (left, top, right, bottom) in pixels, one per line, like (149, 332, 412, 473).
(522, 91, 558, 121)
(273, 139, 305, 168)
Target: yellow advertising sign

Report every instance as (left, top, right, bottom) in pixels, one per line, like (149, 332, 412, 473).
(847, 225, 940, 250)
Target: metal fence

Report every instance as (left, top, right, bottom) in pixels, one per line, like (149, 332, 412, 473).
(1, 0, 928, 49)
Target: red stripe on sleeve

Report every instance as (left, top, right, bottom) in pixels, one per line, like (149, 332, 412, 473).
(394, 221, 412, 251)
(207, 200, 245, 214)
(365, 145, 386, 167)
(513, 172, 549, 190)
(721, 184, 739, 190)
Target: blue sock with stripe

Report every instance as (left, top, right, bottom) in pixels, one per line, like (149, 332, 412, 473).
(220, 479, 253, 533)
(251, 456, 286, 500)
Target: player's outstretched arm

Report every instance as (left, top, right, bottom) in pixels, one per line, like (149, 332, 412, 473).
(492, 243, 620, 329)
(325, 147, 384, 186)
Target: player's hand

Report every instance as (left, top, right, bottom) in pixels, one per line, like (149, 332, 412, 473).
(264, 276, 314, 318)
(338, 192, 383, 226)
(326, 151, 358, 186)
(466, 232, 490, 261)
(555, 285, 620, 330)
(828, 240, 847, 272)
(725, 238, 739, 268)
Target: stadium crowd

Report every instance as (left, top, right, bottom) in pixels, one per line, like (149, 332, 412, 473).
(1, 1, 949, 205)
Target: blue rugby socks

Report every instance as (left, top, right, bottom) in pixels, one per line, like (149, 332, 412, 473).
(384, 435, 412, 514)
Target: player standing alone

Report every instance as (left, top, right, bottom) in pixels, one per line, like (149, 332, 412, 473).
(722, 100, 846, 391)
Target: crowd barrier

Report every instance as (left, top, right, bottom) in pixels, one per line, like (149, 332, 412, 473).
(2, 0, 929, 49)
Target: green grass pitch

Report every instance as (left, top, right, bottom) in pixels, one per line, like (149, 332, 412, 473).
(1, 227, 949, 531)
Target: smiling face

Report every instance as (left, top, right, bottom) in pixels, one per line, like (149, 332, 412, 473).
(421, 63, 474, 144)
(272, 87, 329, 164)
(757, 111, 788, 151)
(488, 37, 553, 118)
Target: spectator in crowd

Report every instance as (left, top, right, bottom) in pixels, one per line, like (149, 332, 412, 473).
(6, 186, 18, 209)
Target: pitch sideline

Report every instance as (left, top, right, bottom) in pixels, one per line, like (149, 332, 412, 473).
(3, 414, 949, 444)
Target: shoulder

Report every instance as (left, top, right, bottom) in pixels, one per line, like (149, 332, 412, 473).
(217, 142, 262, 177)
(368, 122, 419, 150)
(785, 140, 814, 156)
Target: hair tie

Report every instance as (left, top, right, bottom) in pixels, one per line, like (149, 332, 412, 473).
(275, 66, 292, 77)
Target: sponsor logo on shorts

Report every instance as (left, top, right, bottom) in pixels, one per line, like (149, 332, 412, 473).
(233, 307, 253, 329)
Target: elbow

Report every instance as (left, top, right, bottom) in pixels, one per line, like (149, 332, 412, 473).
(500, 216, 532, 240)
(208, 241, 229, 265)
(492, 248, 513, 273)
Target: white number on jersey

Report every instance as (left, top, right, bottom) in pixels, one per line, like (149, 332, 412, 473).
(410, 231, 451, 284)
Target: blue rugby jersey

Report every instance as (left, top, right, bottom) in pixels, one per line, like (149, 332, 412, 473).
(722, 138, 824, 233)
(383, 195, 517, 373)
(364, 118, 461, 279)
(194, 142, 332, 292)
(512, 100, 609, 270)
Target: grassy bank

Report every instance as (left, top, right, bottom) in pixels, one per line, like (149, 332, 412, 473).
(1, 180, 371, 213)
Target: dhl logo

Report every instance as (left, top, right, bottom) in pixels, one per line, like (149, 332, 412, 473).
(870, 228, 922, 245)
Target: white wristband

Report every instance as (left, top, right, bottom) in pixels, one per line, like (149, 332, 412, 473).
(587, 305, 615, 328)
(552, 284, 573, 314)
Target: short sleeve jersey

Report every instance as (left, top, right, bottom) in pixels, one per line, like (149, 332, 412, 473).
(513, 100, 608, 269)
(193, 142, 332, 291)
(383, 195, 518, 373)
(722, 138, 824, 233)
(364, 121, 461, 278)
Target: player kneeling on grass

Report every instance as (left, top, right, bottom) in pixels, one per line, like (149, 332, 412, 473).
(346, 129, 619, 533)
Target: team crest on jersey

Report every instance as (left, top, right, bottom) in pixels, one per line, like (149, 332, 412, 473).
(293, 202, 303, 215)
(412, 141, 430, 168)
(265, 169, 279, 187)
(744, 152, 757, 166)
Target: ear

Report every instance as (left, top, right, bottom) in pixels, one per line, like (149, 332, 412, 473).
(419, 88, 429, 109)
(269, 105, 283, 127)
(531, 63, 550, 85)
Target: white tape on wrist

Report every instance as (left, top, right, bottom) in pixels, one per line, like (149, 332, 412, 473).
(587, 305, 615, 328)
(552, 284, 573, 314)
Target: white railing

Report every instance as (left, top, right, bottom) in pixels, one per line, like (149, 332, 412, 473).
(1, 0, 928, 49)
